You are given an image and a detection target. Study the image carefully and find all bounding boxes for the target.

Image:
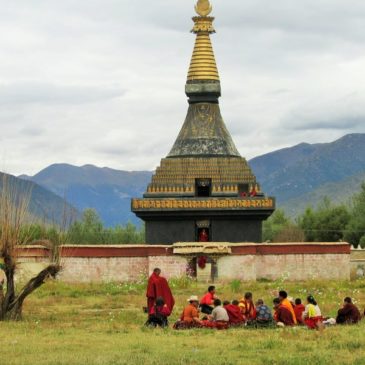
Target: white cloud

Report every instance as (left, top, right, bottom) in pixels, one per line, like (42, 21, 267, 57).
(0, 0, 364, 175)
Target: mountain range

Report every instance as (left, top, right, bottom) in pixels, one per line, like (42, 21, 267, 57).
(250, 133, 365, 215)
(15, 133, 365, 226)
(0, 171, 79, 225)
(20, 165, 152, 226)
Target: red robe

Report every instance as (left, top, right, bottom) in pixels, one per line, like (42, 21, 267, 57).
(199, 230, 209, 242)
(224, 304, 245, 324)
(275, 306, 295, 326)
(239, 299, 256, 320)
(294, 304, 305, 324)
(146, 273, 175, 312)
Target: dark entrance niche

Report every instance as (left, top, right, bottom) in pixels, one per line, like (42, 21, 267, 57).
(196, 178, 211, 197)
(187, 256, 218, 282)
(196, 219, 210, 242)
(238, 183, 249, 197)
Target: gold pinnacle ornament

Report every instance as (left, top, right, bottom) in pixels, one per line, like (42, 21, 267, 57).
(188, 0, 218, 81)
(195, 0, 212, 17)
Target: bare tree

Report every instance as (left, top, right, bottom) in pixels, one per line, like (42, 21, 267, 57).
(0, 174, 60, 320)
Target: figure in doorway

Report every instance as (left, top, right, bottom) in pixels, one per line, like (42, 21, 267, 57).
(199, 228, 209, 242)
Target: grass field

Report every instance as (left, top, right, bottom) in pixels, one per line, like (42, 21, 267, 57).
(2, 278, 365, 365)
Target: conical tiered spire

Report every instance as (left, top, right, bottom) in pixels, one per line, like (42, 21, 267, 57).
(131, 0, 275, 245)
(187, 33, 219, 82)
(167, 0, 240, 158)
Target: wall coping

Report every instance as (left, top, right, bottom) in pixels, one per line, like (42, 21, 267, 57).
(15, 245, 50, 258)
(14, 242, 351, 258)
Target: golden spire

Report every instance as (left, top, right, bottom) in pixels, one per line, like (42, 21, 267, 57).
(187, 0, 219, 82)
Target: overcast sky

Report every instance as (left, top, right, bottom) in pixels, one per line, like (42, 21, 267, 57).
(1, 0, 365, 176)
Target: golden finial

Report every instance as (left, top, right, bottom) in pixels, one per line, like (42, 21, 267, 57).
(195, 0, 212, 17)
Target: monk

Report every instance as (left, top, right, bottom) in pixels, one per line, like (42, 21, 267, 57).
(146, 268, 175, 313)
(278, 290, 297, 325)
(0, 266, 5, 306)
(294, 298, 305, 325)
(273, 298, 295, 326)
(255, 299, 273, 326)
(239, 292, 256, 321)
(336, 297, 361, 325)
(224, 300, 245, 325)
(201, 299, 229, 329)
(199, 229, 209, 242)
(200, 285, 216, 314)
(173, 295, 202, 329)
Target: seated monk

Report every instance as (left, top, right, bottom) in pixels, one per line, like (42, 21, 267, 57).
(273, 298, 295, 326)
(336, 297, 361, 325)
(239, 292, 256, 321)
(199, 285, 216, 315)
(201, 299, 229, 329)
(294, 298, 305, 325)
(278, 290, 297, 325)
(173, 295, 202, 329)
(255, 299, 273, 326)
(224, 300, 245, 325)
(0, 266, 4, 306)
(145, 297, 171, 328)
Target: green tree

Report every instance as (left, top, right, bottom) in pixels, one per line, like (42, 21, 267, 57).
(298, 198, 350, 242)
(68, 208, 105, 244)
(344, 183, 365, 247)
(67, 209, 145, 244)
(263, 209, 291, 242)
(359, 236, 365, 249)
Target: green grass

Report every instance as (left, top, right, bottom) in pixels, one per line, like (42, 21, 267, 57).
(2, 279, 365, 365)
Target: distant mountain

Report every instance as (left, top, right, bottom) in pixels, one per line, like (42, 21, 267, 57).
(280, 171, 365, 216)
(19, 133, 365, 225)
(21, 164, 153, 226)
(250, 133, 365, 214)
(0, 171, 79, 224)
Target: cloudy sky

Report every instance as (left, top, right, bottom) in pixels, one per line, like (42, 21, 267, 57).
(1, 0, 365, 176)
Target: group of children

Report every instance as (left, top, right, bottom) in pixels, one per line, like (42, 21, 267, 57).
(146, 285, 362, 330)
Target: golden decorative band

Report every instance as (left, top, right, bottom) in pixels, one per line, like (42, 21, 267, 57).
(132, 198, 274, 210)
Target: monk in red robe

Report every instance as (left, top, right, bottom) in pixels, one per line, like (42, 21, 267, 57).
(224, 300, 245, 325)
(336, 297, 361, 324)
(278, 290, 297, 325)
(294, 298, 305, 325)
(239, 292, 256, 320)
(146, 268, 175, 313)
(273, 298, 295, 326)
(199, 229, 209, 242)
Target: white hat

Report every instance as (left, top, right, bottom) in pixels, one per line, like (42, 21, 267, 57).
(187, 295, 199, 302)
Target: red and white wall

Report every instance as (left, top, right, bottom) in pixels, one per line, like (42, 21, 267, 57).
(14, 242, 351, 283)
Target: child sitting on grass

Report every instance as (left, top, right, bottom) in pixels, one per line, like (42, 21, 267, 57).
(294, 298, 305, 325)
(145, 296, 171, 328)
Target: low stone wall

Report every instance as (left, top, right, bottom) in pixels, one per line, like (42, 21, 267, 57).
(350, 248, 365, 279)
(12, 242, 351, 283)
(15, 245, 52, 282)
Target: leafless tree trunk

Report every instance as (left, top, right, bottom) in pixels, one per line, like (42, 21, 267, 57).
(0, 174, 61, 320)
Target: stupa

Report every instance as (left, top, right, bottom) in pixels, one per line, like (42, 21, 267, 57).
(132, 0, 275, 244)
